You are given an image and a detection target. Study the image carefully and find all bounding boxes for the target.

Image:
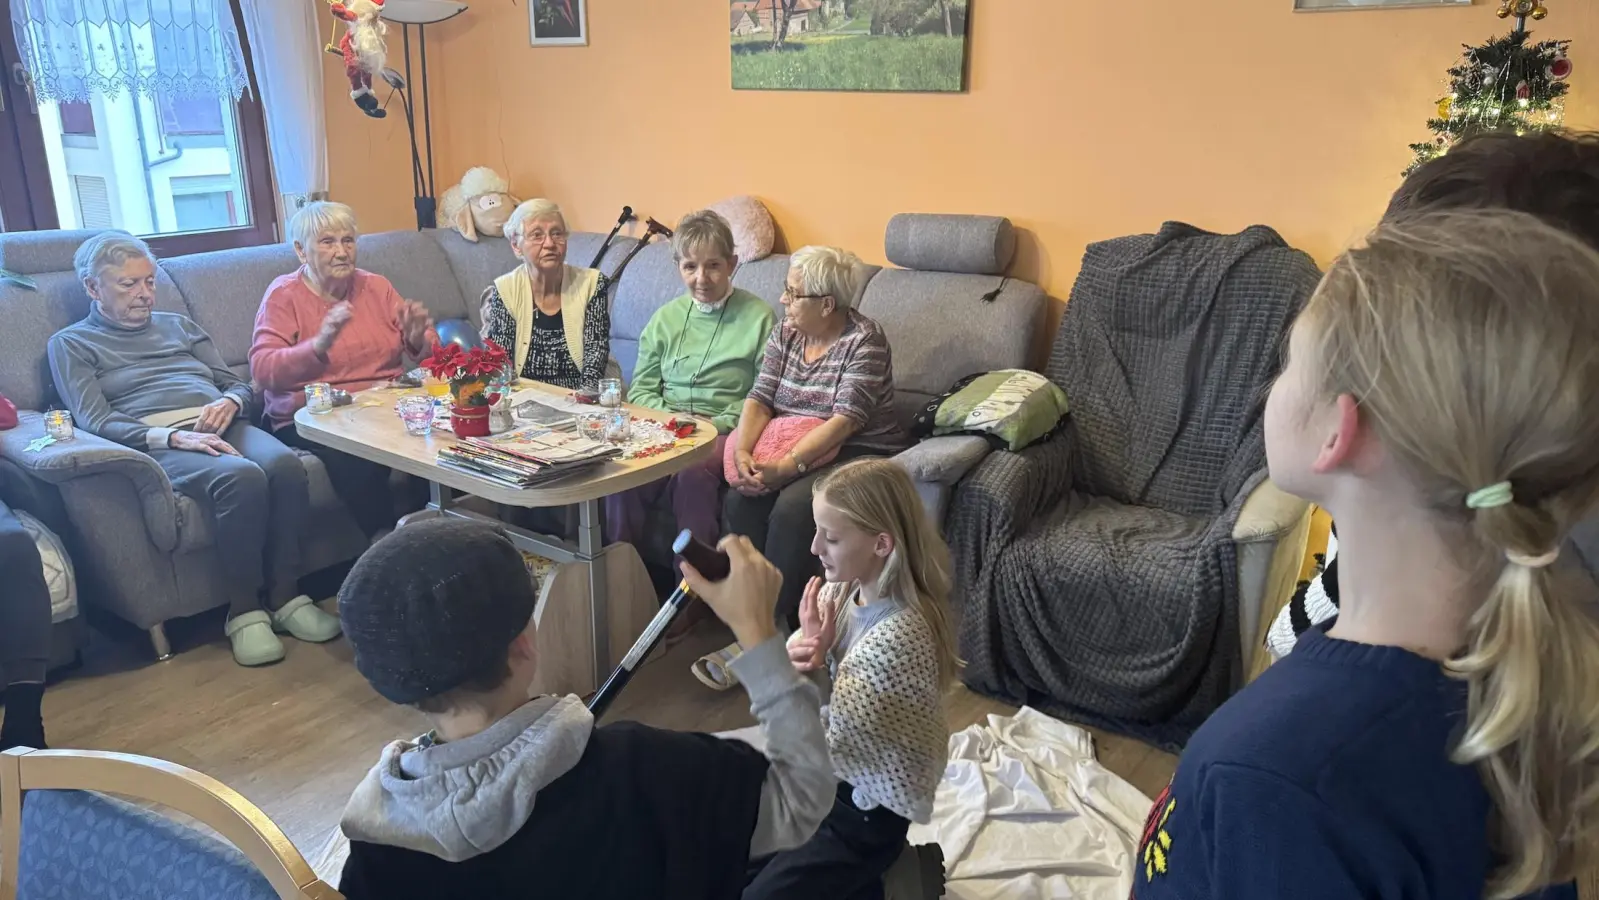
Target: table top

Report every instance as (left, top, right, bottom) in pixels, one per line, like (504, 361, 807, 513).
(292, 381, 718, 508)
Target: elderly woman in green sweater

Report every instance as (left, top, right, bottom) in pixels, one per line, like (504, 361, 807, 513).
(604, 210, 776, 562)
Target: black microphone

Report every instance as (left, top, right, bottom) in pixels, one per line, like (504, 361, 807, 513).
(587, 530, 729, 717)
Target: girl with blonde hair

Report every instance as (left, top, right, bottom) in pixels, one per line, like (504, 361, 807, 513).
(744, 457, 957, 898)
(1133, 210, 1595, 900)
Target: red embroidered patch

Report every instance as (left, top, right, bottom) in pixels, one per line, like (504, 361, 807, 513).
(1137, 781, 1176, 884)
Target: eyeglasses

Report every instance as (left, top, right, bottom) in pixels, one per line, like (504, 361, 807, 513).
(781, 285, 830, 302)
(523, 229, 568, 245)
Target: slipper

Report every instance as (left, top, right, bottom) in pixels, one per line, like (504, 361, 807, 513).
(692, 642, 743, 691)
(226, 611, 286, 667)
(272, 595, 343, 643)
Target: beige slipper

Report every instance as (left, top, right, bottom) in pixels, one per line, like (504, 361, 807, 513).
(691, 642, 742, 691)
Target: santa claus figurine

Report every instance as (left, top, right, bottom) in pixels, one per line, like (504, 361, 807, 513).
(326, 0, 388, 119)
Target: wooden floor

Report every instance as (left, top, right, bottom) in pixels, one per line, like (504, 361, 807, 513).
(26, 605, 1598, 897)
(29, 602, 1176, 869)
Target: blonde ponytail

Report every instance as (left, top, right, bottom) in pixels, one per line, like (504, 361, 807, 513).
(814, 458, 962, 689)
(1308, 210, 1599, 897)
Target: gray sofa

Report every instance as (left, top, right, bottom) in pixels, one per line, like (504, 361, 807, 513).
(0, 213, 1043, 659)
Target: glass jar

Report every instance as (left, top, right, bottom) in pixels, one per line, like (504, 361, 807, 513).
(304, 382, 334, 415)
(599, 377, 623, 409)
(43, 409, 74, 442)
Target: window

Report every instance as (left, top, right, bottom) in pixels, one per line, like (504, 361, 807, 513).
(0, 0, 276, 253)
(59, 101, 94, 136)
(158, 95, 225, 137)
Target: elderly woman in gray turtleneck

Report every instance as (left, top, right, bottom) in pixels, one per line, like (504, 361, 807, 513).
(47, 232, 341, 668)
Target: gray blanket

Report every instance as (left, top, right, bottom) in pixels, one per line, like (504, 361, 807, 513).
(950, 223, 1322, 751)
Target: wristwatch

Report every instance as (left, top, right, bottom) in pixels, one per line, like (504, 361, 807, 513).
(789, 450, 809, 475)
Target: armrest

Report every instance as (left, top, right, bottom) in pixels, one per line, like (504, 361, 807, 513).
(0, 411, 178, 552)
(948, 430, 1075, 549)
(893, 435, 994, 486)
(1231, 476, 1310, 543)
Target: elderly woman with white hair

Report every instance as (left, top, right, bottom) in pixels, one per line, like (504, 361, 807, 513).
(48, 232, 342, 667)
(722, 246, 909, 632)
(480, 199, 613, 389)
(250, 201, 434, 541)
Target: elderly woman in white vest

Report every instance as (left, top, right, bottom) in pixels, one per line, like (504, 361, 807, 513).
(479, 199, 613, 389)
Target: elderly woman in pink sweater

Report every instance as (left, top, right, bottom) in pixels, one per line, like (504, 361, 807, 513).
(249, 202, 434, 538)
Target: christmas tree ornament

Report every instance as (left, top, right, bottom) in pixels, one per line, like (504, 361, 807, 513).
(325, 0, 390, 119)
(1548, 50, 1572, 80)
(1531, 4, 1548, 19)
(1496, 0, 1512, 17)
(1516, 80, 1532, 101)
(1437, 96, 1454, 118)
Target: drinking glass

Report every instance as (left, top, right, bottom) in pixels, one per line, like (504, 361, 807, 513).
(398, 395, 435, 436)
(304, 382, 334, 415)
(604, 409, 632, 444)
(599, 377, 623, 409)
(43, 410, 74, 442)
(577, 411, 608, 442)
(423, 376, 451, 399)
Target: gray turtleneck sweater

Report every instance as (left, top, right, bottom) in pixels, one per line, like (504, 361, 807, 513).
(47, 305, 254, 451)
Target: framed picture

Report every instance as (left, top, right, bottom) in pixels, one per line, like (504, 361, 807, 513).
(1295, 0, 1470, 10)
(531, 0, 587, 46)
(732, 0, 970, 93)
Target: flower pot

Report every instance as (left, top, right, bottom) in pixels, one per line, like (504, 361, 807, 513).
(451, 405, 492, 437)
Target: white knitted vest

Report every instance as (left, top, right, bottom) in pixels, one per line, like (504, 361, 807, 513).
(820, 584, 948, 824)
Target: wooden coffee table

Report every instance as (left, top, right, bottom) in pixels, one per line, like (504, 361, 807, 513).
(293, 381, 717, 690)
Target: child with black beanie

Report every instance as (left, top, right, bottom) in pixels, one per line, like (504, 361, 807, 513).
(335, 519, 835, 900)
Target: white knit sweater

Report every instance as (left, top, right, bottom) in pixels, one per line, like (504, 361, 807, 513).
(798, 581, 948, 824)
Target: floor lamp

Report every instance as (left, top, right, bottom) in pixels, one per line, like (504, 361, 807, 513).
(381, 0, 468, 230)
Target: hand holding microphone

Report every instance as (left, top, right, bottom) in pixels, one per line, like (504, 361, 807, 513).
(682, 535, 781, 650)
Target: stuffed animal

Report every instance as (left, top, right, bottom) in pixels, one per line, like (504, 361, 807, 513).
(439, 167, 521, 242)
(325, 0, 389, 119)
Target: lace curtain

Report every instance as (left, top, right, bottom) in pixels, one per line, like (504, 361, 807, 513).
(10, 0, 251, 102)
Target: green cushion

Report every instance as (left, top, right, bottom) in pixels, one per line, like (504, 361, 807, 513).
(930, 369, 1069, 451)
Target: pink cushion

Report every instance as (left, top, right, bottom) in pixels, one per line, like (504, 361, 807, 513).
(707, 195, 776, 263)
(724, 416, 840, 496)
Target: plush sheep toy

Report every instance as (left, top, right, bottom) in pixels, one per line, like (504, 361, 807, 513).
(326, 0, 389, 119)
(440, 167, 521, 242)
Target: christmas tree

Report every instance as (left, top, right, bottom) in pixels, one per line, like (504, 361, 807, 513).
(1406, 1, 1572, 175)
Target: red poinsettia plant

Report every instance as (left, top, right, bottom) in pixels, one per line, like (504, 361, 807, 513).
(423, 339, 511, 407)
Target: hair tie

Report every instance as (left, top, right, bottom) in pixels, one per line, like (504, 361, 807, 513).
(1507, 548, 1560, 569)
(1466, 481, 1514, 510)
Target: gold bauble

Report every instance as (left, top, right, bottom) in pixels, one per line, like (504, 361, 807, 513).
(1438, 97, 1454, 118)
(1496, 3, 1512, 16)
(1531, 4, 1548, 18)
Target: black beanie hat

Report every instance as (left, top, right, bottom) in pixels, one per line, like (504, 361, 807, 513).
(338, 519, 537, 705)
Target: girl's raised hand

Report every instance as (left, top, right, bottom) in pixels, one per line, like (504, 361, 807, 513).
(790, 577, 836, 673)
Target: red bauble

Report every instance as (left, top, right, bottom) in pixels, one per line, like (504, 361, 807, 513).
(1548, 57, 1573, 81)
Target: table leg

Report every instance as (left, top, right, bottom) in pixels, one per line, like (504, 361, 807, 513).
(578, 499, 609, 687)
(397, 482, 450, 528)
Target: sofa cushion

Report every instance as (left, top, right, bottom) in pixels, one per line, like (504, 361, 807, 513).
(161, 244, 301, 369)
(429, 228, 520, 328)
(884, 213, 1015, 276)
(608, 240, 684, 381)
(731, 255, 790, 318)
(0, 229, 105, 275)
(857, 270, 1043, 429)
(353, 231, 471, 323)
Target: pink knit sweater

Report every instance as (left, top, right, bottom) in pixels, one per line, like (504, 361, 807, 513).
(250, 269, 432, 431)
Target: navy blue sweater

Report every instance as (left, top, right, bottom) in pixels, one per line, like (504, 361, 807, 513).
(1132, 623, 1577, 900)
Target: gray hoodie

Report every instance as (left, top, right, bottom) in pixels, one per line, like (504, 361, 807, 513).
(340, 635, 835, 862)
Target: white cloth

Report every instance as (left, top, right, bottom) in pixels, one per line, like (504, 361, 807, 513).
(1265, 529, 1339, 661)
(906, 707, 1151, 900)
(238, 0, 328, 200)
(11, 0, 250, 102)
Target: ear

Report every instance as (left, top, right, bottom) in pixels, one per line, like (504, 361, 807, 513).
(874, 531, 895, 560)
(1312, 393, 1366, 474)
(508, 626, 538, 666)
(727, 253, 741, 272)
(82, 276, 101, 302)
(292, 241, 309, 266)
(450, 200, 478, 242)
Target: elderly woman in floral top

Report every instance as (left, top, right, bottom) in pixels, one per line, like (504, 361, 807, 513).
(724, 246, 908, 629)
(479, 199, 613, 390)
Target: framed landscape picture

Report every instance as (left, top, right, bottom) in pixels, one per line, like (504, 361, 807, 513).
(732, 0, 970, 93)
(531, 0, 587, 46)
(1295, 0, 1470, 10)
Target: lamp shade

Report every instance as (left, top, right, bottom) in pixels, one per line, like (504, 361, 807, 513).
(381, 0, 468, 25)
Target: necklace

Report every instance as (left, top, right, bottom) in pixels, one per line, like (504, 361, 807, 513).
(668, 299, 730, 417)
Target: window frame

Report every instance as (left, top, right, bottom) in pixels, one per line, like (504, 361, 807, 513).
(0, 0, 278, 254)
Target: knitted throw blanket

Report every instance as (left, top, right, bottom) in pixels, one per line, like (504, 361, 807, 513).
(815, 582, 948, 824)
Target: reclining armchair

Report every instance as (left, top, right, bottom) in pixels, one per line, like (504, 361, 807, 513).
(948, 223, 1321, 751)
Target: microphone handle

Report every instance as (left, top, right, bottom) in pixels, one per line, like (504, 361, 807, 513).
(586, 580, 694, 717)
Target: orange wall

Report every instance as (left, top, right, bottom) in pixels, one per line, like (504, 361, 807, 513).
(323, 1, 1599, 354)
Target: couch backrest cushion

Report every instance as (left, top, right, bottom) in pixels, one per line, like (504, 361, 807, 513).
(19, 789, 278, 899)
(730, 255, 791, 317)
(856, 271, 1042, 429)
(161, 243, 301, 372)
(606, 240, 687, 381)
(350, 231, 470, 324)
(429, 229, 521, 328)
(565, 231, 641, 285)
(0, 229, 104, 276)
(884, 213, 1015, 276)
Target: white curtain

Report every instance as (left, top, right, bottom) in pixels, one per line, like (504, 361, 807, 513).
(238, 0, 328, 206)
(9, 0, 250, 101)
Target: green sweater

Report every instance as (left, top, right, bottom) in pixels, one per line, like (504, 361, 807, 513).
(627, 288, 776, 434)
